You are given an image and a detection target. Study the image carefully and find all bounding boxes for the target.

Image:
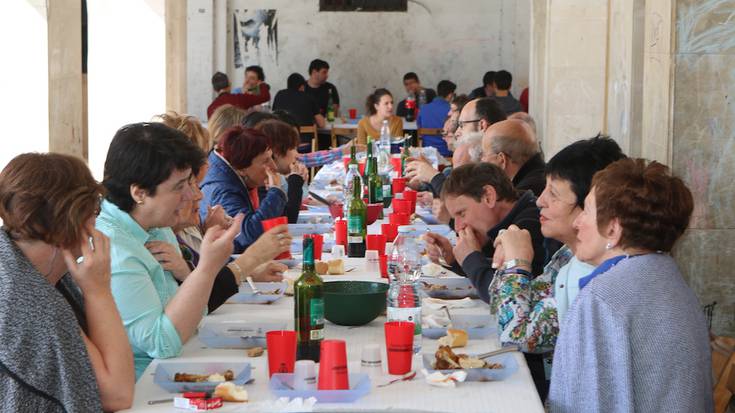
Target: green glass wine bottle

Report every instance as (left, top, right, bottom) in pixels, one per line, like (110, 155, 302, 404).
(347, 174, 367, 257)
(295, 237, 324, 362)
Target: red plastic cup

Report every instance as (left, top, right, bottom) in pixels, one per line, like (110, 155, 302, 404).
(262, 216, 291, 259)
(266, 330, 296, 377)
(379, 254, 388, 278)
(392, 199, 412, 215)
(392, 177, 407, 194)
(381, 223, 397, 242)
(359, 161, 366, 176)
(343, 156, 350, 170)
(389, 212, 410, 226)
(328, 202, 344, 219)
(334, 219, 347, 247)
(390, 157, 402, 174)
(366, 234, 386, 255)
(304, 234, 324, 260)
(348, 108, 357, 119)
(402, 190, 417, 213)
(384, 322, 414, 375)
(318, 340, 350, 390)
(366, 204, 382, 225)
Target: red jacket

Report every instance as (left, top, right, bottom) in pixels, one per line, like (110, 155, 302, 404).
(207, 85, 271, 119)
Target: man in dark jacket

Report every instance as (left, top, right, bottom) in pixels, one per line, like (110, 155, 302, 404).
(481, 119, 546, 197)
(423, 162, 544, 303)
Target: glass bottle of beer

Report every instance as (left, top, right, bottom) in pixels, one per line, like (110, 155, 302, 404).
(349, 140, 358, 166)
(363, 137, 374, 181)
(295, 237, 324, 362)
(347, 174, 367, 257)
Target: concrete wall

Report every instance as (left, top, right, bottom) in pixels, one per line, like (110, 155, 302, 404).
(532, 0, 735, 335)
(672, 0, 735, 336)
(187, 0, 531, 122)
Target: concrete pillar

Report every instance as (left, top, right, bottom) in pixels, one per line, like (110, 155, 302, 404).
(47, 0, 86, 160)
(187, 0, 214, 120)
(166, 0, 188, 113)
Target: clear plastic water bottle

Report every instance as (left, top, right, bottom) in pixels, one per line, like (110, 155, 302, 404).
(343, 163, 362, 217)
(386, 226, 423, 354)
(378, 120, 393, 205)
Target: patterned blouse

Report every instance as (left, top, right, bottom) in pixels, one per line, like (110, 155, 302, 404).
(488, 246, 574, 354)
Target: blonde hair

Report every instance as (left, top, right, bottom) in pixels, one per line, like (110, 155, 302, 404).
(154, 111, 210, 152)
(207, 104, 248, 149)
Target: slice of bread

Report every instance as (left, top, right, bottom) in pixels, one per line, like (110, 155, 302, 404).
(214, 382, 248, 402)
(437, 328, 468, 348)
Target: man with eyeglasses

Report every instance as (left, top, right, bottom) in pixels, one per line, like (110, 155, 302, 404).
(481, 119, 546, 197)
(405, 97, 507, 197)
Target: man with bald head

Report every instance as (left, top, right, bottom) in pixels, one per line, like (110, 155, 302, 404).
(481, 119, 546, 196)
(406, 97, 506, 197)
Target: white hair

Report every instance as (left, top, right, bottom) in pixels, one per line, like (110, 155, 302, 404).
(456, 131, 484, 162)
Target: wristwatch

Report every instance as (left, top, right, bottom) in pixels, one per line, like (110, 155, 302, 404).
(502, 258, 532, 271)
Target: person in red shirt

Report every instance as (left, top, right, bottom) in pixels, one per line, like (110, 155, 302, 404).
(207, 72, 270, 119)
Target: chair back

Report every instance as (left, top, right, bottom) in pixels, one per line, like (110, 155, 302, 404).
(416, 127, 443, 147)
(331, 127, 356, 148)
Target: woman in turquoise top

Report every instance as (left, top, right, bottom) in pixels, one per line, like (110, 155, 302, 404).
(97, 123, 247, 378)
(489, 135, 625, 354)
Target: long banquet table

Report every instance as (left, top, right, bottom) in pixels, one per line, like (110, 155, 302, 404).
(123, 258, 544, 413)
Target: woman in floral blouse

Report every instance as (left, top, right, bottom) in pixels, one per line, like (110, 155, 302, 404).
(489, 135, 624, 353)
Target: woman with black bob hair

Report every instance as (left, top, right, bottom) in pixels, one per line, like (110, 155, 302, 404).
(97, 122, 243, 379)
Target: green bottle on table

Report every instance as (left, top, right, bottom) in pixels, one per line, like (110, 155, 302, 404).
(347, 174, 367, 258)
(367, 155, 383, 218)
(349, 141, 358, 166)
(363, 138, 374, 181)
(295, 237, 324, 362)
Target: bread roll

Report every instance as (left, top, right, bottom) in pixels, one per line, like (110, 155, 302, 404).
(214, 382, 249, 402)
(437, 328, 468, 348)
(327, 259, 344, 275)
(315, 261, 329, 275)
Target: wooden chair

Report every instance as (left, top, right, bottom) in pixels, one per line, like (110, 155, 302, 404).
(331, 126, 356, 148)
(416, 127, 443, 148)
(712, 334, 735, 413)
(298, 125, 319, 179)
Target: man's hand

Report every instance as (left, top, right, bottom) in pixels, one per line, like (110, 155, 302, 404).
(432, 198, 450, 224)
(405, 157, 439, 185)
(453, 227, 483, 266)
(423, 232, 455, 265)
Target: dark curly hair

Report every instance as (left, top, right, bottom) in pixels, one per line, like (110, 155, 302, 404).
(592, 158, 693, 252)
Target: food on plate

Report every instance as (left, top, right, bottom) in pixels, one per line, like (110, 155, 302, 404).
(246, 346, 264, 357)
(284, 278, 295, 296)
(315, 261, 329, 275)
(437, 328, 468, 348)
(327, 259, 344, 275)
(420, 281, 448, 292)
(214, 382, 249, 402)
(174, 370, 235, 383)
(433, 346, 502, 370)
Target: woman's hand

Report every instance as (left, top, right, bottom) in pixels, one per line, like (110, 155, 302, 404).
(198, 214, 244, 273)
(249, 261, 287, 282)
(62, 228, 112, 295)
(245, 225, 292, 265)
(290, 161, 309, 182)
(146, 241, 191, 281)
(492, 225, 533, 270)
(203, 205, 232, 232)
(266, 167, 284, 189)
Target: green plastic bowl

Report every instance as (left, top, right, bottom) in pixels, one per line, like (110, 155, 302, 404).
(323, 281, 389, 326)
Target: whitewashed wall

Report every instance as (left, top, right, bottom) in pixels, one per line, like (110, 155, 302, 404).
(87, 0, 167, 179)
(0, 0, 49, 170)
(187, 0, 531, 122)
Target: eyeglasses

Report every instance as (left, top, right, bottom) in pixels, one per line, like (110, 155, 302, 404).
(457, 119, 481, 128)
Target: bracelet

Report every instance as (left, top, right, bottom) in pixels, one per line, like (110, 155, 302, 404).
(501, 267, 532, 277)
(502, 258, 532, 271)
(227, 261, 244, 284)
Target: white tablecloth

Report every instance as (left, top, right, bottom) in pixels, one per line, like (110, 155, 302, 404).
(123, 257, 543, 413)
